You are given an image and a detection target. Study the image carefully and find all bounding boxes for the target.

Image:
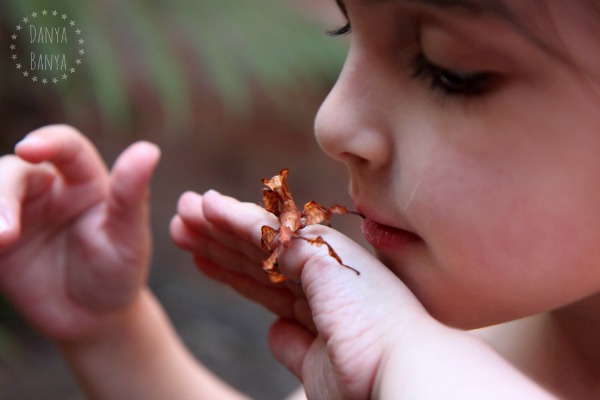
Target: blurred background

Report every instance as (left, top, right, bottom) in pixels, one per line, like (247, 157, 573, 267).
(0, 1, 368, 399)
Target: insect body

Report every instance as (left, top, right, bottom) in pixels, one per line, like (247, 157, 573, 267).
(260, 168, 361, 283)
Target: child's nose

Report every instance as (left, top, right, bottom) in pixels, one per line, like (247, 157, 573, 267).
(315, 58, 392, 171)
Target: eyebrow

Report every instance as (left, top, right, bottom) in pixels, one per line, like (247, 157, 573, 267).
(335, 0, 501, 16)
(334, 0, 573, 70)
(333, 0, 559, 62)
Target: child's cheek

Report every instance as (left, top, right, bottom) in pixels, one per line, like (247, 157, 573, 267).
(409, 151, 600, 325)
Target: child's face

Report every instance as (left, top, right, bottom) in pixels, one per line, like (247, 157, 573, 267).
(316, 0, 600, 329)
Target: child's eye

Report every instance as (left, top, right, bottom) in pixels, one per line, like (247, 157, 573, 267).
(411, 53, 496, 97)
(328, 22, 352, 36)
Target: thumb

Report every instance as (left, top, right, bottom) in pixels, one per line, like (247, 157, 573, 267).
(279, 225, 426, 339)
(106, 141, 161, 239)
(274, 227, 428, 396)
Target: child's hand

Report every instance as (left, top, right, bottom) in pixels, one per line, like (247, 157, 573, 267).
(0, 125, 160, 343)
(172, 190, 558, 400)
(170, 189, 429, 399)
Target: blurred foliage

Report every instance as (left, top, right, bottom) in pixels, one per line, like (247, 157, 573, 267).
(0, 0, 347, 370)
(0, 0, 347, 133)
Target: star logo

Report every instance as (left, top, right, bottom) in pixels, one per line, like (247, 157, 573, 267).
(9, 8, 86, 85)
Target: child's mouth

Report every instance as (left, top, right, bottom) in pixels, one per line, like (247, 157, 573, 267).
(361, 218, 421, 249)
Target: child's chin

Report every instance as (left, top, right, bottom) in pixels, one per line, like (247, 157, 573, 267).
(434, 307, 528, 331)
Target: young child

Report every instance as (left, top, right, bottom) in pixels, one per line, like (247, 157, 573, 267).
(2, 0, 600, 398)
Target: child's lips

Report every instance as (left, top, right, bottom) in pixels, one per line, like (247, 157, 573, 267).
(361, 218, 421, 249)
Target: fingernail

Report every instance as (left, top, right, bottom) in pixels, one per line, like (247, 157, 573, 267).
(15, 135, 46, 151)
(204, 189, 222, 197)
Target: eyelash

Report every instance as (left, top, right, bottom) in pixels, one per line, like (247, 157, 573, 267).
(329, 22, 497, 98)
(411, 54, 496, 97)
(327, 22, 352, 36)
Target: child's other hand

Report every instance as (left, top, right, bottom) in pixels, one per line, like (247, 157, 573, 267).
(170, 189, 428, 399)
(0, 125, 160, 343)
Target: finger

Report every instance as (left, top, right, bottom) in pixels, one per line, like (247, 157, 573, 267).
(201, 189, 278, 252)
(270, 322, 362, 400)
(171, 214, 275, 285)
(170, 214, 202, 250)
(15, 125, 108, 185)
(171, 212, 266, 282)
(195, 257, 298, 319)
(194, 255, 316, 331)
(109, 141, 160, 212)
(278, 225, 426, 342)
(275, 224, 366, 283)
(105, 141, 161, 243)
(291, 297, 317, 334)
(173, 191, 209, 235)
(194, 245, 317, 333)
(268, 318, 314, 380)
(0, 155, 55, 245)
(175, 191, 267, 263)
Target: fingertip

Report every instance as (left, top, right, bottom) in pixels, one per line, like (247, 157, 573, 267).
(22, 124, 82, 142)
(200, 189, 276, 249)
(16, 125, 107, 184)
(177, 191, 203, 215)
(15, 124, 81, 156)
(169, 214, 182, 239)
(128, 141, 161, 165)
(203, 188, 222, 197)
(14, 134, 51, 163)
(34, 123, 82, 134)
(200, 189, 226, 221)
(201, 189, 244, 222)
(119, 141, 161, 173)
(200, 190, 224, 216)
(110, 141, 163, 205)
(175, 192, 209, 236)
(169, 214, 191, 249)
(15, 134, 47, 150)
